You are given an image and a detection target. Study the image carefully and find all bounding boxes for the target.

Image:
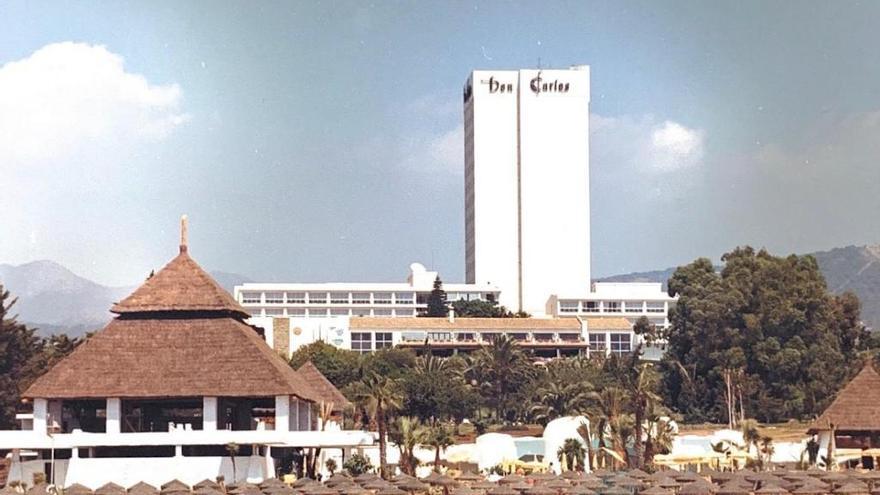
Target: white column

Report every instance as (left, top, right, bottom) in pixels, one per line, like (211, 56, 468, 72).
(293, 398, 300, 432)
(605, 332, 612, 357)
(275, 395, 290, 432)
(106, 398, 121, 434)
(203, 397, 218, 431)
(33, 398, 48, 433)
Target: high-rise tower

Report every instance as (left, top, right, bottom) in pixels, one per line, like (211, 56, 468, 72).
(463, 66, 591, 316)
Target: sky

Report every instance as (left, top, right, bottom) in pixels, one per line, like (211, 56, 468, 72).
(1, 0, 879, 287)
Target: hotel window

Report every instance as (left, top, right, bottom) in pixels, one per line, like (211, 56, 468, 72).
(508, 333, 529, 341)
(624, 301, 644, 313)
(588, 333, 606, 352)
(308, 292, 327, 304)
(373, 292, 392, 304)
(265, 292, 284, 304)
(416, 293, 429, 305)
(394, 309, 414, 317)
(330, 292, 349, 304)
(352, 292, 370, 304)
(394, 292, 414, 304)
(374, 309, 393, 316)
(352, 308, 370, 317)
(456, 332, 475, 342)
(534, 332, 554, 342)
(584, 301, 600, 313)
(446, 292, 462, 302)
(401, 331, 426, 342)
(559, 301, 579, 313)
(605, 301, 621, 313)
(249, 308, 263, 317)
(242, 292, 261, 304)
(646, 302, 665, 313)
(375, 332, 393, 349)
(308, 308, 328, 318)
(559, 332, 580, 342)
(286, 292, 305, 304)
(330, 309, 349, 317)
(351, 333, 372, 353)
(610, 333, 632, 355)
(288, 309, 306, 318)
(265, 308, 283, 317)
(428, 332, 453, 342)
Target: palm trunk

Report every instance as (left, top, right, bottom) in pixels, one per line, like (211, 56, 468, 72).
(633, 403, 645, 469)
(377, 402, 388, 479)
(434, 445, 441, 472)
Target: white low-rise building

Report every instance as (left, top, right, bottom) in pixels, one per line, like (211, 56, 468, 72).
(235, 262, 500, 319)
(551, 282, 675, 332)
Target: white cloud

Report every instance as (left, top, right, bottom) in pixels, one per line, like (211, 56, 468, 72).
(0, 42, 188, 167)
(592, 114, 705, 174)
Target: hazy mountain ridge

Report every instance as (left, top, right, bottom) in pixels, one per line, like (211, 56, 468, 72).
(0, 260, 251, 337)
(597, 244, 880, 330)
(2, 244, 878, 336)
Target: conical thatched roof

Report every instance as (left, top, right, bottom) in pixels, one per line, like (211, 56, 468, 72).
(296, 361, 351, 410)
(24, 228, 320, 402)
(810, 363, 880, 431)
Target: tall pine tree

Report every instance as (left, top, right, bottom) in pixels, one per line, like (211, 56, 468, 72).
(424, 275, 448, 317)
(0, 285, 44, 429)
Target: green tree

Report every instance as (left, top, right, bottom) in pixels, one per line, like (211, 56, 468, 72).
(421, 423, 454, 472)
(557, 438, 586, 472)
(400, 355, 479, 422)
(423, 276, 448, 317)
(451, 299, 527, 318)
(388, 416, 424, 475)
(289, 341, 363, 390)
(660, 247, 871, 423)
(529, 380, 592, 425)
(348, 372, 403, 479)
(0, 286, 44, 429)
(633, 316, 660, 346)
(342, 453, 373, 476)
(467, 335, 534, 421)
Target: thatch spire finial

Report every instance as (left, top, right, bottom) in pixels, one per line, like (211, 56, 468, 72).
(180, 214, 188, 253)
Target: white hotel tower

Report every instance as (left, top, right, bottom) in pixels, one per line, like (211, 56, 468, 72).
(464, 67, 591, 316)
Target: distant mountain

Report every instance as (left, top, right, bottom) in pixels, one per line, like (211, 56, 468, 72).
(598, 244, 880, 330)
(0, 260, 251, 337)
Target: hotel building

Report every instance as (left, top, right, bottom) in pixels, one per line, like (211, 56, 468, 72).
(463, 67, 591, 316)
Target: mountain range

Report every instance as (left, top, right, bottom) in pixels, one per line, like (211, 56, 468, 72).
(1, 243, 878, 336)
(0, 260, 251, 337)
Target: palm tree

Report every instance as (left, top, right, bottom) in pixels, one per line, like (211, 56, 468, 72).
(530, 381, 593, 424)
(759, 436, 774, 470)
(587, 387, 626, 468)
(557, 438, 586, 472)
(576, 421, 594, 471)
(422, 423, 455, 472)
(740, 418, 761, 466)
(389, 416, 424, 476)
(625, 363, 662, 469)
(468, 335, 533, 421)
(350, 372, 403, 479)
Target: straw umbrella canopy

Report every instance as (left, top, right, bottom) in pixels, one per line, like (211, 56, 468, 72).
(835, 484, 869, 495)
(678, 483, 715, 495)
(593, 471, 615, 481)
(376, 487, 407, 495)
(27, 484, 49, 495)
(640, 487, 672, 495)
(192, 489, 222, 495)
(161, 481, 191, 493)
(453, 489, 483, 495)
(471, 482, 499, 491)
(303, 486, 339, 495)
(67, 484, 96, 495)
(338, 487, 373, 495)
(0, 486, 19, 495)
(543, 481, 572, 491)
(128, 483, 160, 495)
(432, 476, 460, 489)
(600, 487, 632, 495)
(392, 476, 418, 485)
(355, 474, 381, 484)
(457, 473, 485, 484)
(656, 480, 681, 492)
(262, 487, 295, 495)
(791, 484, 827, 495)
(398, 481, 431, 493)
(97, 484, 128, 495)
(490, 487, 521, 495)
(716, 483, 751, 495)
(529, 474, 558, 483)
(194, 481, 221, 491)
(526, 487, 557, 495)
(755, 486, 790, 495)
(508, 483, 532, 493)
(363, 482, 393, 491)
(500, 477, 526, 486)
(565, 487, 597, 495)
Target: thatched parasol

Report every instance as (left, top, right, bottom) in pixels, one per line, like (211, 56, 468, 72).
(128, 483, 159, 495)
(96, 484, 127, 495)
(499, 477, 526, 486)
(639, 487, 672, 495)
(678, 482, 715, 495)
(489, 487, 521, 495)
(457, 474, 485, 483)
(161, 481, 190, 493)
(66, 484, 96, 495)
(376, 487, 407, 495)
(525, 486, 557, 495)
(470, 482, 498, 491)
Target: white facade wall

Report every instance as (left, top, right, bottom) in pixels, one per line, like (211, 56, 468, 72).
(464, 67, 591, 316)
(465, 70, 521, 312)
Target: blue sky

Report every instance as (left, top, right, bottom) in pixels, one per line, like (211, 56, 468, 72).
(1, 1, 879, 286)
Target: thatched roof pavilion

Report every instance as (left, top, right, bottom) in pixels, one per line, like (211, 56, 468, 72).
(809, 363, 880, 435)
